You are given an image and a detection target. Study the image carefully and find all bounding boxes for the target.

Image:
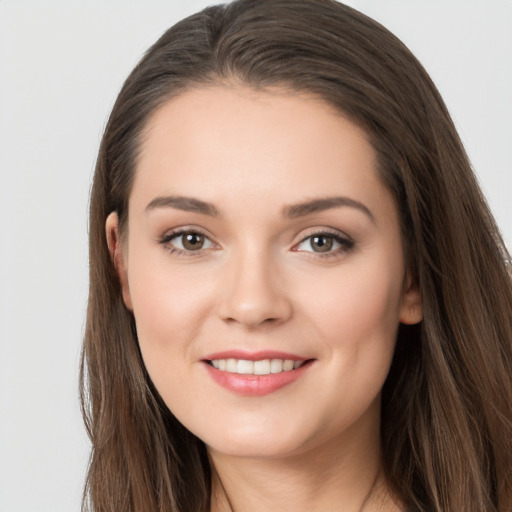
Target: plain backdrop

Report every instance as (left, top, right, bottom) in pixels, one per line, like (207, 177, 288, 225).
(0, 1, 510, 511)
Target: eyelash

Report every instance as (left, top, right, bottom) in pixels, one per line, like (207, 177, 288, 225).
(158, 228, 216, 257)
(293, 230, 355, 259)
(158, 228, 355, 259)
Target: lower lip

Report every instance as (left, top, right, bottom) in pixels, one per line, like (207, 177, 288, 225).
(203, 361, 313, 396)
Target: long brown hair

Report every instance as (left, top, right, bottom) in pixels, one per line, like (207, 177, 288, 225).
(81, 1, 512, 510)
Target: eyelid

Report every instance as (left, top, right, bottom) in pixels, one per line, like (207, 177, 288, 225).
(158, 226, 219, 255)
(159, 224, 215, 241)
(294, 226, 353, 244)
(292, 227, 355, 256)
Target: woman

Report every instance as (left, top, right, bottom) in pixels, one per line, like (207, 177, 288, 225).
(80, 1, 512, 511)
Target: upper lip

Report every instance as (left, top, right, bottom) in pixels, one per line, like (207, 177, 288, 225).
(202, 350, 310, 361)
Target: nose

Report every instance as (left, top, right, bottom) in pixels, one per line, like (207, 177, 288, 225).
(217, 246, 293, 328)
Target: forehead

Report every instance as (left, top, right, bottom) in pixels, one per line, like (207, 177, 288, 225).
(134, 86, 383, 201)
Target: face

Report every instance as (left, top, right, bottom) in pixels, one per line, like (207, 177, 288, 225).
(107, 86, 422, 460)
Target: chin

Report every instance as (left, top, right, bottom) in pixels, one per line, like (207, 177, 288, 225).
(193, 418, 318, 460)
(207, 436, 304, 460)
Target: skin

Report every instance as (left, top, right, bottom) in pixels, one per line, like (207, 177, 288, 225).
(107, 86, 422, 511)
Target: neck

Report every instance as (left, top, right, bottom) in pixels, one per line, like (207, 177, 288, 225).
(208, 412, 402, 512)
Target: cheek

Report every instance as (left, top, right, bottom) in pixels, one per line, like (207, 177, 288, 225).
(125, 248, 217, 370)
(302, 262, 403, 412)
(294, 251, 405, 418)
(302, 260, 403, 346)
(127, 266, 213, 409)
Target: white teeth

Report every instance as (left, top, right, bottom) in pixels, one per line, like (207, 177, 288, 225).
(253, 359, 270, 375)
(237, 360, 253, 374)
(283, 359, 294, 371)
(210, 358, 305, 375)
(270, 359, 283, 373)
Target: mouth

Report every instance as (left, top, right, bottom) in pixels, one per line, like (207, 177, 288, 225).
(201, 351, 315, 396)
(207, 358, 308, 375)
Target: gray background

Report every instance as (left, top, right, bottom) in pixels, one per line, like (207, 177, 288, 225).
(0, 1, 510, 511)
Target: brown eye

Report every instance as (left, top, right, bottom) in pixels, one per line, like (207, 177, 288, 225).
(182, 232, 205, 250)
(310, 235, 334, 253)
(162, 230, 215, 253)
(295, 231, 354, 256)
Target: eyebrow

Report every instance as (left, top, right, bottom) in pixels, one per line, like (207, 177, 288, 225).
(145, 194, 375, 223)
(283, 196, 375, 223)
(145, 195, 219, 216)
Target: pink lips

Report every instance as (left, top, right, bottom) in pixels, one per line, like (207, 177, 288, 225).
(202, 350, 313, 396)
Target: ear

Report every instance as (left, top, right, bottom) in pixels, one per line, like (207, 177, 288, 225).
(105, 212, 133, 311)
(399, 272, 422, 325)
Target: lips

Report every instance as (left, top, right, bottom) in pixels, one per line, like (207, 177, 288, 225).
(202, 350, 314, 396)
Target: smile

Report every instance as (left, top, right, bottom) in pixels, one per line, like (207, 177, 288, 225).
(202, 351, 314, 396)
(210, 358, 305, 375)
